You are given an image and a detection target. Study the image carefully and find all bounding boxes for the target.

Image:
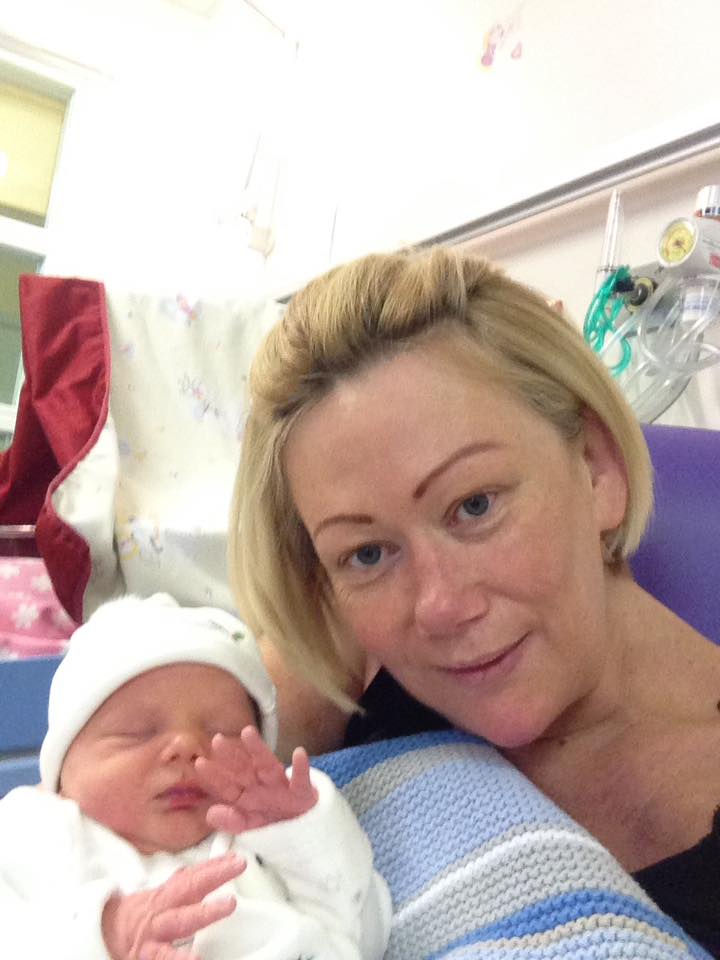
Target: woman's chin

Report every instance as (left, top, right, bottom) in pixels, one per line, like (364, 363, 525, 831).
(455, 708, 553, 751)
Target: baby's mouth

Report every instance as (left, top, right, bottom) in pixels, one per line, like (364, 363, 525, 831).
(158, 784, 209, 809)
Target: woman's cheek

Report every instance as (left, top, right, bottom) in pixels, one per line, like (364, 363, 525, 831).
(328, 574, 354, 610)
(347, 594, 408, 660)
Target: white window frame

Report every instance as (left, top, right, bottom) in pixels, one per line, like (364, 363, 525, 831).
(0, 40, 78, 437)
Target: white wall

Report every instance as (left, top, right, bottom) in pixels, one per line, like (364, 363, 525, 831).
(265, 0, 720, 298)
(6, 0, 719, 301)
(2, 0, 719, 427)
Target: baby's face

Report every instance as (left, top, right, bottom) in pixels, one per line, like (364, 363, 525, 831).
(59, 663, 257, 854)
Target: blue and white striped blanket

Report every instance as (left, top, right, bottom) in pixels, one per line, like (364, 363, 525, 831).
(314, 731, 710, 959)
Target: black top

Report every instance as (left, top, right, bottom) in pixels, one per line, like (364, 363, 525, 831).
(634, 810, 720, 958)
(343, 668, 720, 958)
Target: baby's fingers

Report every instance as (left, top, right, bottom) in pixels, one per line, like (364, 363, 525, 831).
(287, 747, 319, 811)
(207, 731, 254, 773)
(149, 894, 236, 943)
(239, 726, 287, 786)
(155, 855, 245, 910)
(195, 754, 249, 805)
(289, 747, 312, 791)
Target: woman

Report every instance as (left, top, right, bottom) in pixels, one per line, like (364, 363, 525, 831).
(229, 247, 720, 954)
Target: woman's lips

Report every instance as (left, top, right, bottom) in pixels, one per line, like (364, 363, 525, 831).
(441, 634, 528, 685)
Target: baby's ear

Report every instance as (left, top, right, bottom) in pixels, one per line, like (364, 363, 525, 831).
(580, 408, 628, 535)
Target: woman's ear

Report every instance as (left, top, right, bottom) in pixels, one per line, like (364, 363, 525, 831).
(579, 408, 629, 535)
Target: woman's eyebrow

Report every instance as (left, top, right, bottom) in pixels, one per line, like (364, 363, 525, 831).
(312, 442, 503, 536)
(413, 442, 502, 500)
(313, 513, 373, 538)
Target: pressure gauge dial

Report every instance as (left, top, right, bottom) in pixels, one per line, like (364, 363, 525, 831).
(658, 218, 698, 266)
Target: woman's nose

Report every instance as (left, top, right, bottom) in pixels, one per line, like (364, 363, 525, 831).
(412, 540, 489, 638)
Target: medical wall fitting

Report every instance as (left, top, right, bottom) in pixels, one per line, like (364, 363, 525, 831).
(584, 185, 720, 422)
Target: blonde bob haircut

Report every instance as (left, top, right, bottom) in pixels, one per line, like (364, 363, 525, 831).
(230, 246, 653, 707)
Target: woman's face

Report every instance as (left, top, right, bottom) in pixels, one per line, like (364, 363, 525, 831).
(285, 340, 628, 748)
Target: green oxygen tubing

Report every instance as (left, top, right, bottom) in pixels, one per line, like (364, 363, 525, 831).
(583, 266, 633, 376)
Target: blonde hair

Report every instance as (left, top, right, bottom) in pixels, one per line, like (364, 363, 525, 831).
(230, 247, 653, 706)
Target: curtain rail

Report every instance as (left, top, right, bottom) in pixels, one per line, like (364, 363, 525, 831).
(277, 124, 720, 304)
(416, 124, 720, 249)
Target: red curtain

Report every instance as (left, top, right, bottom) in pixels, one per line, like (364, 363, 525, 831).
(0, 276, 110, 621)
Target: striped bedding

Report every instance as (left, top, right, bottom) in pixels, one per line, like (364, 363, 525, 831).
(314, 731, 710, 959)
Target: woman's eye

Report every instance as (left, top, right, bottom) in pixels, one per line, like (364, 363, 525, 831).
(349, 543, 383, 567)
(456, 493, 492, 521)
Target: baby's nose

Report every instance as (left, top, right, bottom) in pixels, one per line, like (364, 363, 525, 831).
(163, 728, 209, 763)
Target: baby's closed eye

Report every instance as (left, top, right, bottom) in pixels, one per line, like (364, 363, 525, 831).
(107, 727, 157, 742)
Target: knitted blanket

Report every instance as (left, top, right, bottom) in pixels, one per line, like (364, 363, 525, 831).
(314, 731, 711, 959)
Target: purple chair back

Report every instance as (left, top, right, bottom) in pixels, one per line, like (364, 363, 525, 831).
(631, 424, 720, 646)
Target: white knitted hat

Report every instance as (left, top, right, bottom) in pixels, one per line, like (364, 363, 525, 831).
(39, 594, 278, 791)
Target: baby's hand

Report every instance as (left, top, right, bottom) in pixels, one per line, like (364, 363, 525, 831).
(102, 854, 244, 960)
(195, 726, 318, 833)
